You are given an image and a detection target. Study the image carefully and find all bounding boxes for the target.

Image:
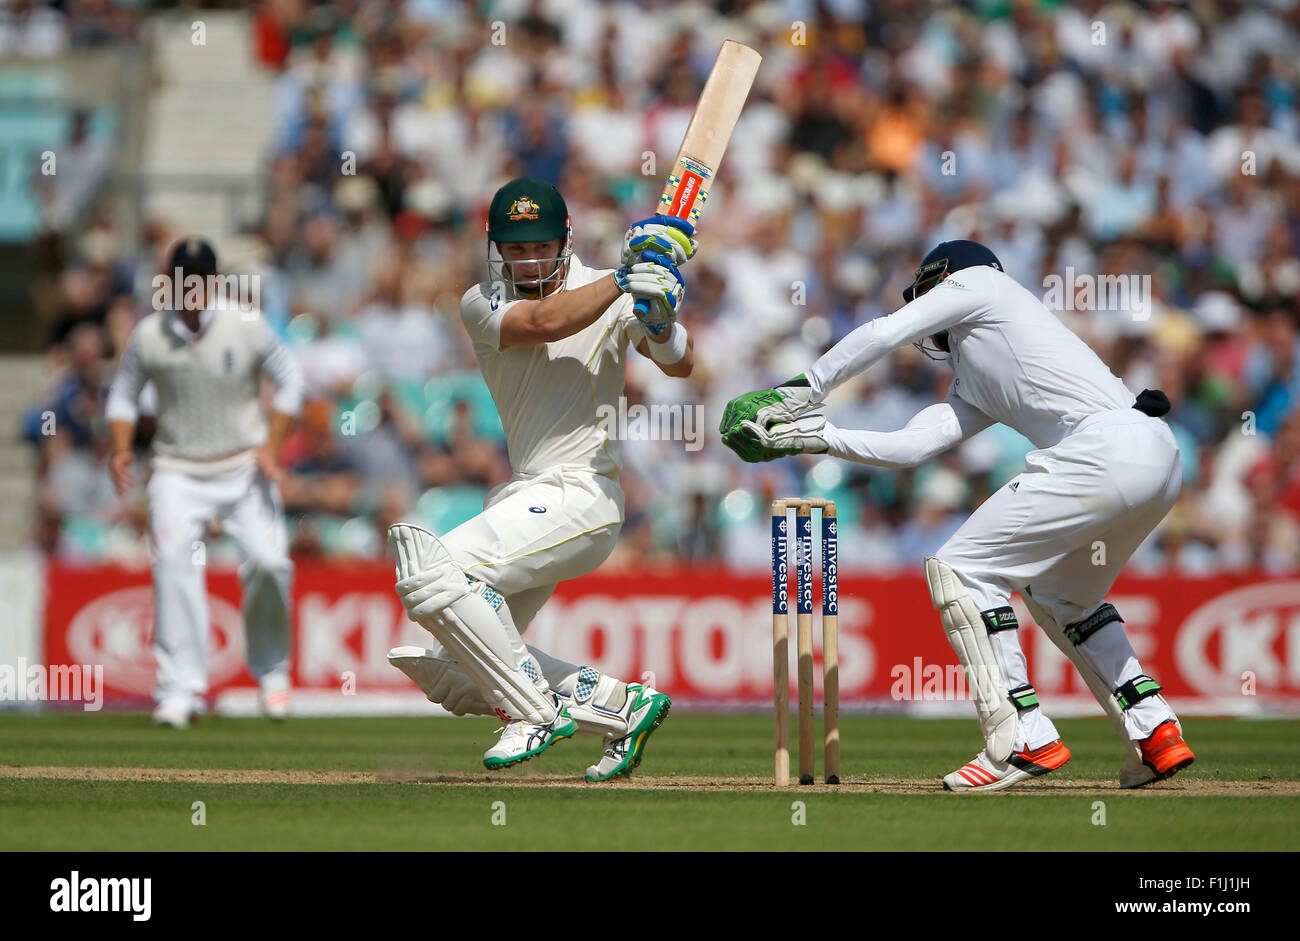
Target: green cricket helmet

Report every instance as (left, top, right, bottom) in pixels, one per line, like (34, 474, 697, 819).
(486, 178, 573, 297)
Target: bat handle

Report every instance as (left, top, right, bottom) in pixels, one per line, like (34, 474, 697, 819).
(632, 296, 672, 338)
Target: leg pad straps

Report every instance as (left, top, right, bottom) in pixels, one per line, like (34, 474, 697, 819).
(1008, 683, 1039, 711)
(1065, 602, 1122, 645)
(1115, 675, 1163, 711)
(981, 606, 1020, 633)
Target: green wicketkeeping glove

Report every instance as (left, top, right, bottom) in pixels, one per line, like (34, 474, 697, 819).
(722, 425, 780, 463)
(720, 388, 783, 440)
(719, 374, 823, 456)
(751, 374, 822, 428)
(739, 414, 830, 456)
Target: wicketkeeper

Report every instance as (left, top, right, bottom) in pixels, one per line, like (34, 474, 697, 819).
(721, 240, 1196, 792)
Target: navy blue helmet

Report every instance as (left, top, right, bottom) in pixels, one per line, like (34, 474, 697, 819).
(168, 236, 218, 280)
(904, 240, 1002, 357)
(903, 239, 1002, 304)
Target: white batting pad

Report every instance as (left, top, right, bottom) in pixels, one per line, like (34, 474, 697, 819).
(388, 524, 556, 724)
(387, 646, 493, 717)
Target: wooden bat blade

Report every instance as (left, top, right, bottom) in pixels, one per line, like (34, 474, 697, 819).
(657, 40, 761, 225)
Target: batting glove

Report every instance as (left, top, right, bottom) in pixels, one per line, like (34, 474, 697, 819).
(615, 258, 685, 338)
(621, 215, 698, 268)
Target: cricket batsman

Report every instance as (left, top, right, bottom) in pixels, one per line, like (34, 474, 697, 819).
(386, 178, 694, 780)
(106, 236, 303, 728)
(721, 240, 1196, 792)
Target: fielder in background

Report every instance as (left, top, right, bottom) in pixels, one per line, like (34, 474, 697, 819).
(721, 240, 1196, 793)
(387, 177, 692, 780)
(105, 236, 303, 728)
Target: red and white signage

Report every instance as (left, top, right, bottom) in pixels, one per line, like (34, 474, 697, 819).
(40, 564, 1300, 714)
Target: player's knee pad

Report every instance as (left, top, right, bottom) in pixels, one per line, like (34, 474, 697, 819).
(1025, 593, 1118, 705)
(390, 524, 472, 620)
(925, 556, 1018, 760)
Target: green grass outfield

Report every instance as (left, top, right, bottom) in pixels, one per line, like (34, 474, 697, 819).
(1, 713, 1297, 851)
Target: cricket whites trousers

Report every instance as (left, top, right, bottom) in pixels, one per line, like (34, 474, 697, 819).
(147, 458, 292, 710)
(935, 407, 1183, 747)
(437, 466, 625, 702)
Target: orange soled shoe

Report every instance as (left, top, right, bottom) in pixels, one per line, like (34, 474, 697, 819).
(1137, 720, 1195, 782)
(943, 739, 1071, 793)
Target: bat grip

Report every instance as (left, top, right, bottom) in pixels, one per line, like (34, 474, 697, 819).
(631, 250, 660, 328)
(632, 297, 672, 338)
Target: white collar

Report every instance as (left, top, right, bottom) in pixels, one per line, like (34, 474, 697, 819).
(167, 307, 216, 341)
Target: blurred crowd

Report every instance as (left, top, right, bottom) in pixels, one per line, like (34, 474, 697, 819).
(0, 0, 138, 56)
(18, 0, 1300, 575)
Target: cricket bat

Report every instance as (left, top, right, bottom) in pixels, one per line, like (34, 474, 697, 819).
(634, 39, 761, 321)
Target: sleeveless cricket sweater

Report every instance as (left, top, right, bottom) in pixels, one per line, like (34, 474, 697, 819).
(133, 309, 269, 463)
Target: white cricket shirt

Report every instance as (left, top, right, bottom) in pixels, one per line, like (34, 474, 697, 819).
(809, 266, 1136, 450)
(459, 254, 646, 476)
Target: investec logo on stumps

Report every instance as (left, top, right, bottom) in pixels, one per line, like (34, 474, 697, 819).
(50, 871, 151, 921)
(772, 516, 788, 614)
(823, 518, 838, 616)
(797, 517, 813, 615)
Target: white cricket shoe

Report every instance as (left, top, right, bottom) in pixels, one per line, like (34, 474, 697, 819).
(585, 684, 672, 782)
(259, 671, 290, 721)
(483, 699, 577, 770)
(1119, 753, 1157, 789)
(151, 699, 193, 730)
(942, 739, 1071, 793)
(260, 689, 289, 721)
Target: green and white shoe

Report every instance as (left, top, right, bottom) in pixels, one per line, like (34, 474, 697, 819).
(483, 700, 577, 770)
(584, 685, 672, 782)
